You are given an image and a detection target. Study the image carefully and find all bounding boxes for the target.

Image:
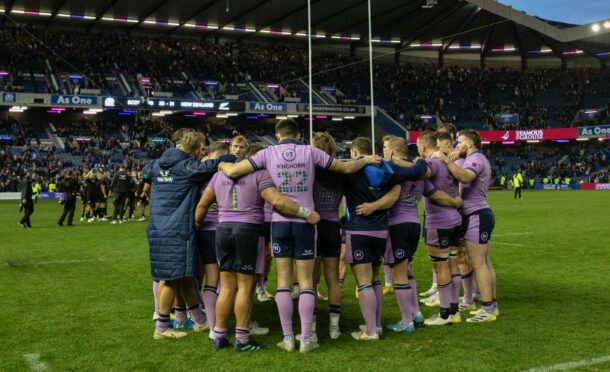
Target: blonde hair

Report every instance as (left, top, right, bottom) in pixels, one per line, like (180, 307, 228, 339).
(230, 135, 249, 149)
(311, 132, 337, 157)
(387, 137, 407, 155)
(383, 134, 396, 143)
(181, 132, 206, 157)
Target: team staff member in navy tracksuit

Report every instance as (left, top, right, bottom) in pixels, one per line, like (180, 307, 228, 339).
(146, 131, 236, 340)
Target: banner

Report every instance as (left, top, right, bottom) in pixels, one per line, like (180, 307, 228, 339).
(296, 103, 366, 114)
(579, 183, 610, 190)
(578, 125, 610, 138)
(107, 98, 246, 112)
(248, 102, 287, 112)
(51, 95, 98, 106)
(408, 128, 578, 143)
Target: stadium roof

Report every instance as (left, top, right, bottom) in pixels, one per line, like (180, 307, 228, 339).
(2, 0, 610, 63)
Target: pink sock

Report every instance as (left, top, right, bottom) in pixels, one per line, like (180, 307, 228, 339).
(372, 281, 383, 327)
(462, 271, 474, 304)
(174, 306, 187, 324)
(298, 289, 316, 340)
(394, 284, 413, 325)
(451, 274, 461, 304)
(357, 285, 378, 335)
(202, 286, 217, 329)
(383, 265, 392, 285)
(409, 278, 421, 316)
(438, 281, 451, 309)
(276, 289, 293, 336)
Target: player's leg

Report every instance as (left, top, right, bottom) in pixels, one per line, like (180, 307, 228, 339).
(154, 279, 186, 339)
(383, 264, 394, 294)
(200, 229, 219, 339)
(178, 277, 208, 331)
(292, 222, 318, 352)
(424, 230, 452, 326)
(449, 246, 462, 323)
(272, 222, 297, 351)
(256, 224, 273, 302)
(214, 271, 236, 350)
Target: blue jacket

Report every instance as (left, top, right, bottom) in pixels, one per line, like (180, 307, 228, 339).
(145, 148, 235, 281)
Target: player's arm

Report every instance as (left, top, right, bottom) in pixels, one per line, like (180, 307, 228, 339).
(355, 184, 401, 217)
(218, 158, 255, 179)
(391, 159, 430, 182)
(260, 187, 320, 224)
(329, 155, 381, 174)
(432, 151, 476, 183)
(429, 190, 463, 208)
(393, 157, 431, 179)
(194, 187, 216, 229)
(187, 155, 236, 182)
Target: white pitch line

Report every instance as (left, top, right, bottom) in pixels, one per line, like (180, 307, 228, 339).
(524, 355, 610, 372)
(492, 242, 524, 247)
(23, 353, 48, 372)
(493, 232, 533, 237)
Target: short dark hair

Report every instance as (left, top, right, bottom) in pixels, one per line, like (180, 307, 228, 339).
(459, 130, 481, 149)
(436, 123, 457, 141)
(275, 119, 299, 138)
(352, 137, 372, 155)
(436, 131, 454, 144)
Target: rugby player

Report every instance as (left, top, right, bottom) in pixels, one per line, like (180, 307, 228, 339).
(433, 130, 497, 322)
(311, 132, 345, 340)
(343, 137, 428, 340)
(196, 148, 320, 352)
(415, 132, 463, 326)
(219, 119, 381, 352)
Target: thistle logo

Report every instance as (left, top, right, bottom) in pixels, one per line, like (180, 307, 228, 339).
(273, 243, 281, 254)
(501, 131, 510, 141)
(157, 170, 173, 183)
(480, 232, 489, 242)
(354, 250, 364, 260)
(440, 237, 450, 247)
(395, 249, 405, 259)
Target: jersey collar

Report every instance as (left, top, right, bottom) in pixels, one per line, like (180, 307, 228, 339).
(279, 139, 299, 145)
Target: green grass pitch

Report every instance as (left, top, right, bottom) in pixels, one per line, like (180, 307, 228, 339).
(1, 190, 609, 371)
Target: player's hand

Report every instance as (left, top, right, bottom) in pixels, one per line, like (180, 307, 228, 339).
(363, 155, 382, 165)
(449, 151, 461, 161)
(431, 151, 448, 163)
(306, 211, 320, 225)
(356, 202, 377, 216)
(454, 196, 463, 209)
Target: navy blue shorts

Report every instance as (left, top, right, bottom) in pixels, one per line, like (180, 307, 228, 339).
(424, 226, 462, 248)
(263, 222, 271, 245)
(462, 208, 495, 244)
(197, 230, 217, 265)
(271, 221, 316, 260)
(385, 222, 421, 264)
(345, 232, 387, 266)
(216, 223, 262, 275)
(316, 220, 341, 258)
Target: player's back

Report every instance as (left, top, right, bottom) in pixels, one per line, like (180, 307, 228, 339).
(314, 168, 345, 222)
(344, 165, 394, 232)
(248, 139, 332, 223)
(208, 169, 274, 225)
(424, 157, 461, 228)
(389, 179, 424, 226)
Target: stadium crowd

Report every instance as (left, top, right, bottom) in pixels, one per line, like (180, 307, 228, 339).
(2, 26, 610, 130)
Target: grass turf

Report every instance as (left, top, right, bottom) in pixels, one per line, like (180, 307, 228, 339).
(1, 190, 609, 371)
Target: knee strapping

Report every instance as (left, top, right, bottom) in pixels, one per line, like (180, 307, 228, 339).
(429, 252, 449, 262)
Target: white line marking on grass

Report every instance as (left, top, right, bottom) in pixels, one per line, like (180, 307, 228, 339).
(23, 353, 48, 371)
(3, 258, 104, 268)
(494, 232, 533, 237)
(492, 242, 525, 247)
(524, 355, 610, 371)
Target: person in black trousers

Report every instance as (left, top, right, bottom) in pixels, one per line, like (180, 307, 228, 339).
(111, 165, 130, 224)
(58, 170, 79, 226)
(18, 173, 34, 228)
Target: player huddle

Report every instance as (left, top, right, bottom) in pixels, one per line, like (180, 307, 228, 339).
(145, 120, 497, 353)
